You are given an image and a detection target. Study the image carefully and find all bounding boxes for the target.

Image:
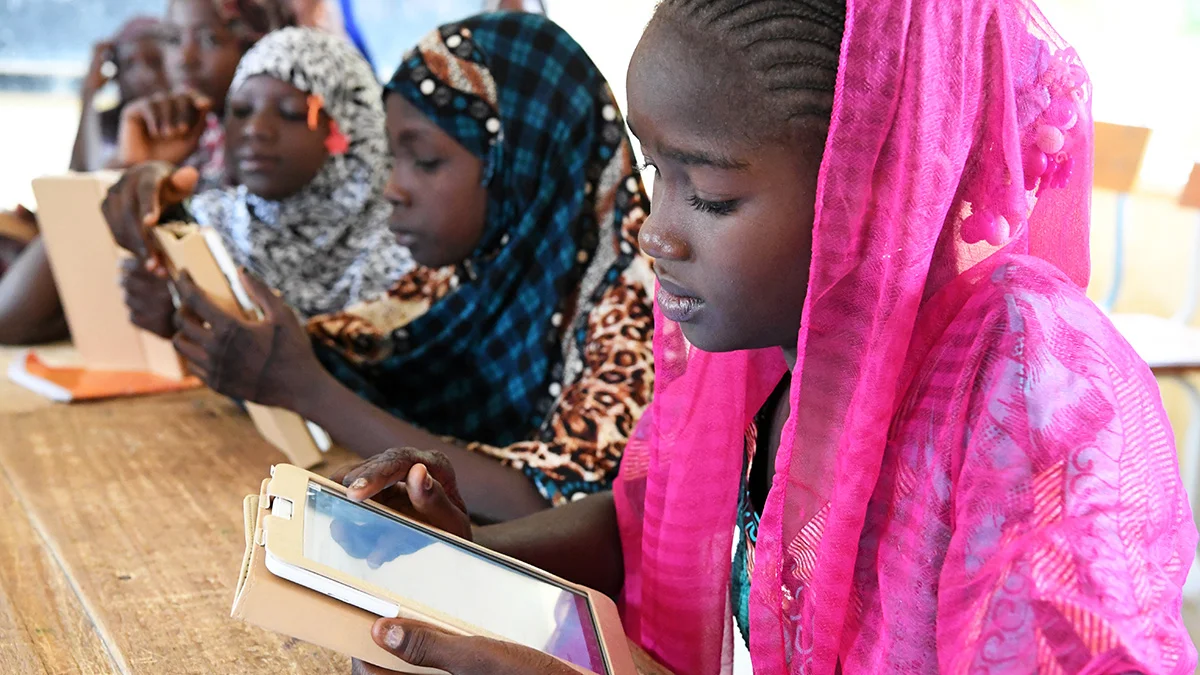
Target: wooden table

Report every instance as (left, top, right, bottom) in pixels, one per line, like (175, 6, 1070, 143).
(0, 347, 362, 674)
(0, 346, 673, 675)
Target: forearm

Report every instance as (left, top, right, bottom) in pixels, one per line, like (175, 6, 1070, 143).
(69, 98, 98, 172)
(293, 367, 550, 522)
(0, 239, 68, 345)
(474, 492, 624, 598)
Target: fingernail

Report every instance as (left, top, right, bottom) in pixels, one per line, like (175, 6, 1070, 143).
(384, 624, 404, 650)
(349, 478, 368, 490)
(422, 471, 433, 493)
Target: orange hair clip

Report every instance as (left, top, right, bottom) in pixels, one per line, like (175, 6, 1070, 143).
(306, 94, 324, 131)
(325, 120, 349, 155)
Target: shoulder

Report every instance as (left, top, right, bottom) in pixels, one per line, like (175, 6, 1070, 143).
(925, 256, 1175, 497)
(942, 256, 1148, 387)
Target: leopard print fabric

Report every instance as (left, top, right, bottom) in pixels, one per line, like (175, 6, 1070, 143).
(304, 266, 458, 364)
(309, 257, 654, 505)
(466, 259, 655, 505)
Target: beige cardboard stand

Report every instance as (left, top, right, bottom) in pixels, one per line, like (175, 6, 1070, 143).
(234, 467, 641, 674)
(233, 479, 427, 673)
(151, 223, 327, 469)
(31, 173, 184, 378)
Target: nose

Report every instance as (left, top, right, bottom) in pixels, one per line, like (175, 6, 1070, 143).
(383, 166, 413, 208)
(638, 206, 690, 263)
(178, 34, 201, 72)
(242, 108, 278, 143)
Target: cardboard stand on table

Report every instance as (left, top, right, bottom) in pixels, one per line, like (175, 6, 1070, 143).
(151, 222, 329, 469)
(30, 173, 185, 378)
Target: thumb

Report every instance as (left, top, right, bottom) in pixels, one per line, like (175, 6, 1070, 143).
(164, 166, 199, 201)
(192, 93, 212, 113)
(373, 619, 464, 671)
(186, 95, 213, 140)
(406, 463, 470, 538)
(238, 268, 282, 319)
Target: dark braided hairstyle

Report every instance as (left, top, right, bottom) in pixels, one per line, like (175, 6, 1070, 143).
(651, 0, 847, 127)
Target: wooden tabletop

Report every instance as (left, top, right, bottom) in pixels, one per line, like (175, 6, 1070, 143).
(0, 346, 672, 675)
(0, 347, 362, 674)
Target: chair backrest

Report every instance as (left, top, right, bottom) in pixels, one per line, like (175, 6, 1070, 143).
(1183, 164, 1200, 210)
(1093, 122, 1152, 311)
(1173, 164, 1200, 324)
(1093, 122, 1151, 193)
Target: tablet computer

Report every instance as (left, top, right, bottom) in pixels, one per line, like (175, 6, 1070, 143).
(260, 464, 635, 674)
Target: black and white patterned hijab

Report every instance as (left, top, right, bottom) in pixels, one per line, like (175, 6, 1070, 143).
(189, 27, 410, 318)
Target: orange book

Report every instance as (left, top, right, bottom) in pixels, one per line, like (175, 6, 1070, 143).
(7, 350, 199, 402)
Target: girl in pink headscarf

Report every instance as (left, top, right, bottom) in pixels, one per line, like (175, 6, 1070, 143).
(338, 0, 1198, 673)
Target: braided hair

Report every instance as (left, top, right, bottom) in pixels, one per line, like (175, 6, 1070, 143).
(651, 0, 846, 126)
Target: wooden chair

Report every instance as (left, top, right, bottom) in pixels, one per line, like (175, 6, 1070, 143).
(1096, 121, 1200, 595)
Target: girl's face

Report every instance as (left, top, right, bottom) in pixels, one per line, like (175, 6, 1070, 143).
(115, 37, 168, 103)
(224, 75, 330, 201)
(382, 93, 488, 269)
(162, 0, 243, 111)
(627, 16, 823, 355)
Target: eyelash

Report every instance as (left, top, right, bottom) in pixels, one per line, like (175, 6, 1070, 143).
(687, 195, 739, 216)
(415, 158, 444, 172)
(228, 106, 308, 123)
(639, 159, 740, 216)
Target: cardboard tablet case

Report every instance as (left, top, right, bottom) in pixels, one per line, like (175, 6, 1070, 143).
(30, 173, 184, 378)
(151, 223, 327, 469)
(233, 466, 641, 675)
(234, 478, 431, 673)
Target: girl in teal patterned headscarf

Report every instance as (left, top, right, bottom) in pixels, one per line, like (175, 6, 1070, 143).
(305, 12, 655, 508)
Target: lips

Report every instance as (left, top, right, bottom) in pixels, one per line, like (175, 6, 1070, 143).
(388, 226, 420, 249)
(655, 275, 705, 323)
(237, 153, 279, 173)
(177, 78, 205, 95)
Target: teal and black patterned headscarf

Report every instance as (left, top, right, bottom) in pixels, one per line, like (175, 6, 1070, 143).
(312, 12, 650, 448)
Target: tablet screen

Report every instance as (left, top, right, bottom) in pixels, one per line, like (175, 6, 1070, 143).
(302, 482, 607, 673)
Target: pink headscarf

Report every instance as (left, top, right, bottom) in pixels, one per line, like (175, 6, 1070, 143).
(614, 0, 1198, 673)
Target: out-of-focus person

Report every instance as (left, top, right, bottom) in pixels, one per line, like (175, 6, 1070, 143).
(70, 16, 171, 172)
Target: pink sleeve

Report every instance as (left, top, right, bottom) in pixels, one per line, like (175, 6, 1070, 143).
(936, 290, 1197, 675)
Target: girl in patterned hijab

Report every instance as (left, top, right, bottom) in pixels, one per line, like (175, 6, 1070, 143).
(107, 26, 405, 342)
(170, 12, 655, 523)
(188, 26, 406, 317)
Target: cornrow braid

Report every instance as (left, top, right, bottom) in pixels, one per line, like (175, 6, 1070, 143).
(653, 0, 846, 123)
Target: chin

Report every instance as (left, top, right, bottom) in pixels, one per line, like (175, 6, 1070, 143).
(678, 318, 785, 355)
(408, 247, 455, 269)
(241, 177, 290, 202)
(677, 320, 736, 354)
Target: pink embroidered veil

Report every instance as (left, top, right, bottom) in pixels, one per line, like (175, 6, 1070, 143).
(613, 0, 1198, 673)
